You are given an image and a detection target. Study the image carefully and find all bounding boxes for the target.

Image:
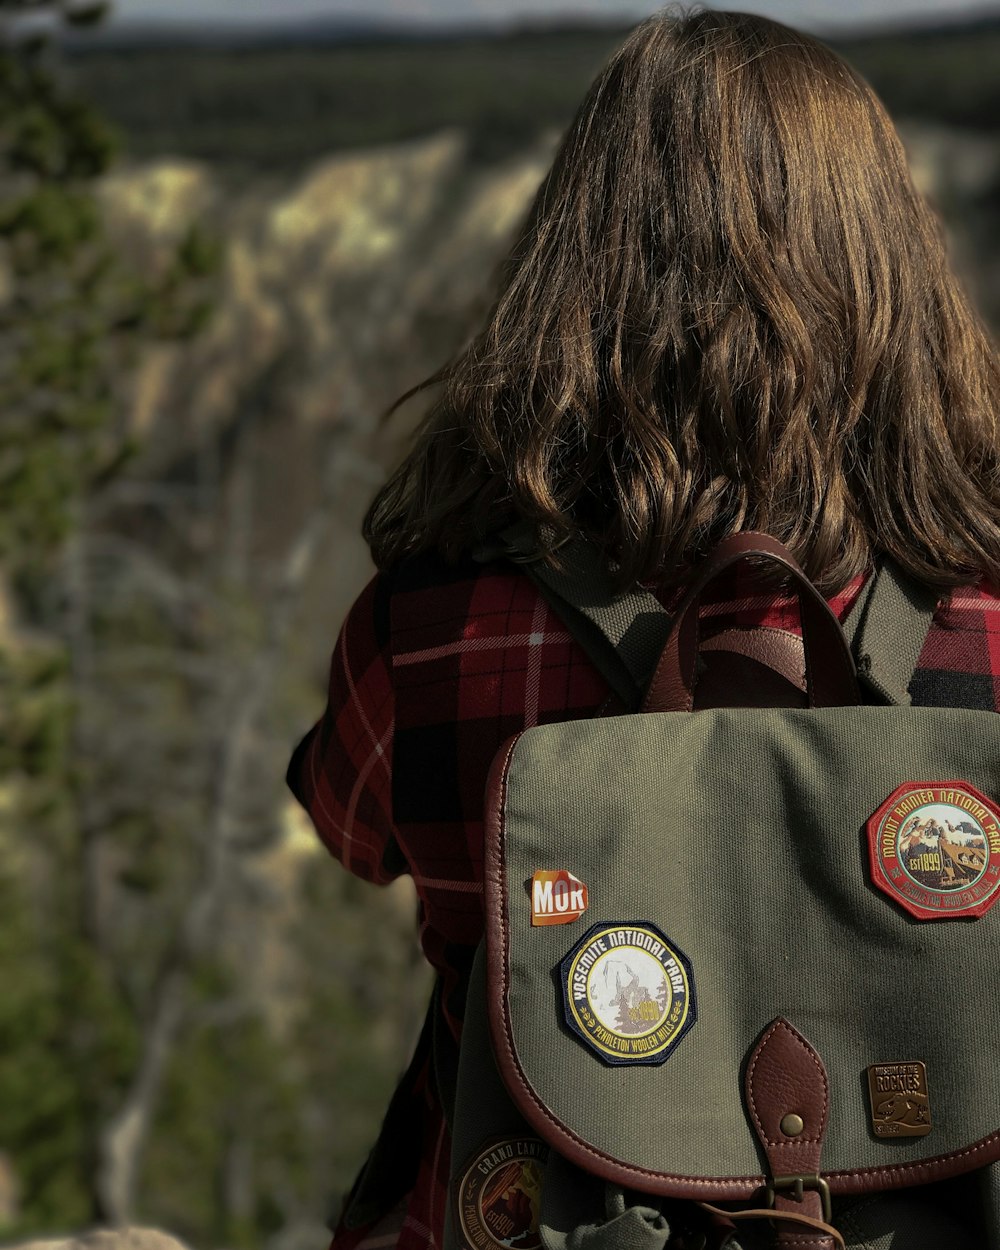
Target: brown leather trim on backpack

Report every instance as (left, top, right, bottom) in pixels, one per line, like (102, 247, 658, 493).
(701, 628, 806, 688)
(643, 534, 858, 713)
(746, 1018, 829, 1181)
(482, 739, 1000, 1201)
(696, 1202, 845, 1250)
(745, 1018, 834, 1249)
(695, 627, 807, 709)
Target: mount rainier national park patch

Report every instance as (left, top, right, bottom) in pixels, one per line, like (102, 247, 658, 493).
(867, 781, 1000, 920)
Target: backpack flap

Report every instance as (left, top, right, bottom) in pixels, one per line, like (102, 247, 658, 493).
(483, 704, 1000, 1204)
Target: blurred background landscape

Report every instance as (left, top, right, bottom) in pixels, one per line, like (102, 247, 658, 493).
(0, 0, 998, 1246)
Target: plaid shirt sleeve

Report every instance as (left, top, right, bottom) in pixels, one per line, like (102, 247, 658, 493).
(285, 570, 404, 886)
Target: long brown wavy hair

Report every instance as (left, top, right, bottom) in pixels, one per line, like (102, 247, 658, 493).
(364, 7, 1000, 592)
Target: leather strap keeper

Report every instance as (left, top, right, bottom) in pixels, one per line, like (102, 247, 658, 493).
(745, 1018, 835, 1249)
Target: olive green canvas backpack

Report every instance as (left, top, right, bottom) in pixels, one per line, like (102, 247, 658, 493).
(444, 532, 1000, 1250)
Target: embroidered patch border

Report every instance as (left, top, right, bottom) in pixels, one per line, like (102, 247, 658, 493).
(559, 921, 696, 1066)
(866, 780, 1000, 921)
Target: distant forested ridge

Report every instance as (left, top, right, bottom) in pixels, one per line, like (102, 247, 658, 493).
(55, 16, 1000, 170)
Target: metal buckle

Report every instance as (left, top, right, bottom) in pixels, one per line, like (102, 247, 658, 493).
(764, 1173, 832, 1224)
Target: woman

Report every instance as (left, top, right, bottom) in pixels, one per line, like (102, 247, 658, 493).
(287, 9, 1000, 1250)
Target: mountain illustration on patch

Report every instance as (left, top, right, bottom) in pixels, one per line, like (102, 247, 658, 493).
(899, 811, 987, 891)
(593, 957, 669, 1036)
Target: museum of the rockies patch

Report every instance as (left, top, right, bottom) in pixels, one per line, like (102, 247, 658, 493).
(559, 921, 695, 1065)
(455, 1137, 548, 1250)
(866, 781, 1000, 921)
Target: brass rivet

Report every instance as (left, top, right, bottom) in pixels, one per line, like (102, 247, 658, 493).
(780, 1113, 805, 1137)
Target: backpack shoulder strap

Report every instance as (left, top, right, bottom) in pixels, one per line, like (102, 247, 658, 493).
(474, 532, 940, 710)
(842, 559, 940, 706)
(472, 522, 671, 711)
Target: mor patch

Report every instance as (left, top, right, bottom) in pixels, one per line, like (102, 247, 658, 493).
(560, 922, 695, 1065)
(530, 869, 588, 926)
(867, 782, 1000, 920)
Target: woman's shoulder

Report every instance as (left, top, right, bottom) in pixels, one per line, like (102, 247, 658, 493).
(389, 547, 526, 593)
(890, 574, 1000, 714)
(382, 549, 543, 646)
(936, 577, 1000, 617)
(334, 550, 523, 661)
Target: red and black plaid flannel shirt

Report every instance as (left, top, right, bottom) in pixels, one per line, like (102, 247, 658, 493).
(286, 549, 1000, 1250)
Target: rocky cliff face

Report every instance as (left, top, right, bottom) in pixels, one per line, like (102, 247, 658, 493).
(97, 130, 557, 648)
(898, 121, 1000, 313)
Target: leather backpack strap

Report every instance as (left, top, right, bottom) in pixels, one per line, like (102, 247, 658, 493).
(473, 526, 827, 712)
(472, 522, 672, 711)
(841, 559, 940, 706)
(643, 534, 859, 713)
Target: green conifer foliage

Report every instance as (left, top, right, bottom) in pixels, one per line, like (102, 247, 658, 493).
(0, 3, 219, 1231)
